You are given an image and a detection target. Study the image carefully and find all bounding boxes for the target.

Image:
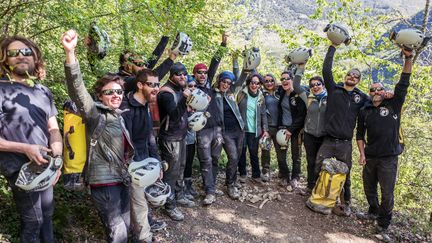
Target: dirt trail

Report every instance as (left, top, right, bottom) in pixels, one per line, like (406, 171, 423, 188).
(154, 176, 377, 243)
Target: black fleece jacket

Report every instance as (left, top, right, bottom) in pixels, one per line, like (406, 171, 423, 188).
(356, 72, 411, 157)
(277, 87, 307, 135)
(322, 46, 368, 140)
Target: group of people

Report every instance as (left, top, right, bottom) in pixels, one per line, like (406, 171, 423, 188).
(0, 25, 413, 243)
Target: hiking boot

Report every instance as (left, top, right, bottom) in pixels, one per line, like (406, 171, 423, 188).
(251, 177, 263, 185)
(184, 178, 198, 199)
(238, 175, 247, 184)
(176, 196, 196, 208)
(165, 207, 184, 221)
(356, 212, 378, 221)
(343, 204, 352, 216)
(298, 187, 312, 196)
(290, 178, 299, 189)
(150, 220, 167, 233)
(376, 225, 391, 242)
(203, 194, 216, 205)
(227, 186, 240, 200)
(261, 173, 270, 182)
(215, 189, 224, 196)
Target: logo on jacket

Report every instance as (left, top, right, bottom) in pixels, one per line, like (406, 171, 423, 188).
(354, 94, 361, 103)
(393, 114, 398, 120)
(290, 97, 297, 106)
(379, 107, 389, 117)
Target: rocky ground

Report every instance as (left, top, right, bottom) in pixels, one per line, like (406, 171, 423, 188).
(149, 173, 431, 243)
(0, 170, 431, 242)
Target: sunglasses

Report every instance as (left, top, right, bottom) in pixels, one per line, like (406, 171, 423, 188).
(188, 84, 197, 88)
(220, 79, 232, 85)
(7, 48, 33, 57)
(347, 72, 361, 79)
(101, 89, 123, 96)
(127, 56, 147, 67)
(249, 81, 260, 86)
(369, 87, 384, 92)
(309, 82, 323, 88)
(264, 79, 274, 83)
(145, 82, 160, 88)
(280, 77, 292, 82)
(196, 70, 208, 75)
(174, 72, 187, 77)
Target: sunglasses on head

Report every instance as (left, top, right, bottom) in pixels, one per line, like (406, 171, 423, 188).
(369, 87, 384, 92)
(7, 48, 33, 57)
(309, 82, 323, 88)
(196, 70, 208, 75)
(101, 89, 123, 96)
(264, 79, 274, 83)
(280, 77, 292, 82)
(174, 72, 187, 77)
(220, 79, 232, 85)
(250, 81, 260, 86)
(145, 82, 160, 88)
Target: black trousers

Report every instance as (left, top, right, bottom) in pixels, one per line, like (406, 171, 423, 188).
(363, 155, 398, 229)
(223, 130, 244, 185)
(184, 143, 195, 178)
(316, 137, 353, 203)
(238, 132, 260, 178)
(261, 127, 287, 175)
(303, 132, 324, 189)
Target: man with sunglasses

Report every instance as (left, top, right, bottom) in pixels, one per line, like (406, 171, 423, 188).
(120, 68, 166, 240)
(0, 36, 62, 242)
(157, 62, 194, 221)
(316, 42, 369, 216)
(356, 49, 412, 240)
(193, 32, 228, 89)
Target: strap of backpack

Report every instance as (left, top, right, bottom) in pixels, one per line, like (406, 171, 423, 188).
(83, 114, 107, 185)
(159, 86, 177, 132)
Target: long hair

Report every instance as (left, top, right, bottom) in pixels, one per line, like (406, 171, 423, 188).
(0, 36, 46, 80)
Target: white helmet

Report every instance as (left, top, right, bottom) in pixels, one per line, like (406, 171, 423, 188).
(187, 89, 210, 110)
(171, 32, 193, 55)
(285, 47, 313, 64)
(242, 47, 261, 71)
(145, 180, 171, 207)
(389, 28, 431, 51)
(276, 129, 290, 148)
(15, 155, 63, 192)
(188, 111, 211, 132)
(128, 158, 161, 188)
(259, 136, 272, 150)
(323, 23, 351, 46)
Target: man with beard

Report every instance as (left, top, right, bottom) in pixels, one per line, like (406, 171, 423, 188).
(193, 32, 228, 89)
(0, 36, 62, 242)
(315, 42, 369, 216)
(120, 68, 165, 240)
(356, 49, 412, 241)
(157, 62, 194, 221)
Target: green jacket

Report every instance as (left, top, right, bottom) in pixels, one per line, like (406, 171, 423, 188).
(64, 62, 134, 185)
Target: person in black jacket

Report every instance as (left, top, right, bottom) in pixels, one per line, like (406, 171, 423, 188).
(316, 43, 369, 216)
(157, 62, 195, 221)
(276, 71, 307, 188)
(356, 49, 412, 240)
(120, 69, 167, 238)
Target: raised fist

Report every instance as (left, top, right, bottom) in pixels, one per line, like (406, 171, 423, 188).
(61, 29, 78, 52)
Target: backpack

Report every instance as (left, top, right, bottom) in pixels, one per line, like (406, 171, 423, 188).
(154, 85, 177, 134)
(62, 100, 107, 189)
(63, 100, 87, 175)
(306, 158, 349, 215)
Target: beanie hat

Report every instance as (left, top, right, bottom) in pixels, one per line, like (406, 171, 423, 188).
(193, 63, 208, 74)
(218, 71, 235, 82)
(187, 75, 196, 84)
(170, 62, 187, 77)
